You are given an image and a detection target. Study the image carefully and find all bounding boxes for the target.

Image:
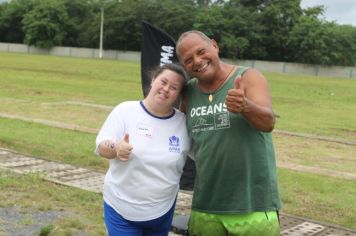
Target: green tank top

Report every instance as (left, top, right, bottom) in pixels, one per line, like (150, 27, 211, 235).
(186, 66, 281, 214)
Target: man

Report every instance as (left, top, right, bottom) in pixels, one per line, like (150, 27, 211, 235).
(176, 30, 281, 236)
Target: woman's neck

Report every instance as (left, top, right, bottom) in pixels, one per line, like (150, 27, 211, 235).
(142, 99, 173, 117)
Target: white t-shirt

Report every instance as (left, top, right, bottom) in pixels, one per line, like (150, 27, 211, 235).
(96, 101, 190, 221)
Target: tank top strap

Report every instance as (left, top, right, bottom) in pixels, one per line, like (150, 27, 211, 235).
(232, 65, 249, 81)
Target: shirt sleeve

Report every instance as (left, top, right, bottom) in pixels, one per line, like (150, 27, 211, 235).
(95, 104, 125, 155)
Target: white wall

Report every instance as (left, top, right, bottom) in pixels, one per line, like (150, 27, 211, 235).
(0, 42, 354, 79)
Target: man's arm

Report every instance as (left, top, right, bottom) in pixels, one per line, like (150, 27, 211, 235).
(225, 68, 275, 132)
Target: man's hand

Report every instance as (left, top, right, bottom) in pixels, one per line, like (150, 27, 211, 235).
(225, 76, 247, 113)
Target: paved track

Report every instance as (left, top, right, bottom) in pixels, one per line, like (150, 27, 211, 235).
(0, 148, 355, 236)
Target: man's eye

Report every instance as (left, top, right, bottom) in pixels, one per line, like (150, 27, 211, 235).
(198, 50, 205, 55)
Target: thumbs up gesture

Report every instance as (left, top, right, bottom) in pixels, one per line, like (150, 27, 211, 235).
(116, 133, 133, 161)
(225, 76, 247, 113)
(234, 75, 243, 90)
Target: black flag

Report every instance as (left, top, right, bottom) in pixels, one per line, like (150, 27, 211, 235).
(140, 21, 178, 97)
(140, 21, 195, 191)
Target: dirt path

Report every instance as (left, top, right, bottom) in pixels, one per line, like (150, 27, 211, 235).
(1, 148, 355, 236)
(2, 111, 355, 146)
(0, 111, 355, 180)
(277, 161, 356, 180)
(274, 129, 356, 146)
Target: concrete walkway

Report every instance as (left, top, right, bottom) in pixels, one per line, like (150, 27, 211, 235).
(0, 148, 355, 236)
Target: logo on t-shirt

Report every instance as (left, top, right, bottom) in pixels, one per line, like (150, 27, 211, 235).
(168, 136, 180, 153)
(190, 102, 230, 133)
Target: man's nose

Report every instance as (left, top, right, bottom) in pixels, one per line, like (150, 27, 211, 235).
(194, 56, 202, 65)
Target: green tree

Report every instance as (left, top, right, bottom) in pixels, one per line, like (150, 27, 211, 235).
(103, 0, 196, 50)
(287, 15, 330, 64)
(194, 1, 265, 59)
(193, 4, 226, 41)
(145, 0, 196, 41)
(0, 0, 35, 43)
(195, 0, 212, 7)
(224, 1, 266, 59)
(327, 24, 356, 66)
(22, 0, 69, 48)
(0, 0, 354, 66)
(102, 0, 143, 50)
(258, 0, 303, 61)
(62, 0, 98, 47)
(74, 0, 103, 48)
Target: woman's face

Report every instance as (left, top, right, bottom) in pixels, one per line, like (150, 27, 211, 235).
(149, 69, 183, 107)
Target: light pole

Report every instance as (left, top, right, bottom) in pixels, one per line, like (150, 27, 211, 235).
(99, 6, 104, 59)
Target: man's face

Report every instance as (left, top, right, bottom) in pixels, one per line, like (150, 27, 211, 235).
(177, 33, 219, 81)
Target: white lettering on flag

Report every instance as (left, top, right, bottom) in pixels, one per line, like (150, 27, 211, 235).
(160, 45, 175, 65)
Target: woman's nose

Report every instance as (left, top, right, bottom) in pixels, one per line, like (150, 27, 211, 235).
(163, 84, 170, 91)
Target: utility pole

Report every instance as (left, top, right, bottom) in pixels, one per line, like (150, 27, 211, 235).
(99, 7, 104, 59)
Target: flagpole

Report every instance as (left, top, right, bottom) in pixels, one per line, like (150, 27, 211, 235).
(99, 7, 104, 59)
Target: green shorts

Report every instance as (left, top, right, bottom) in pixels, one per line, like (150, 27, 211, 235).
(188, 210, 280, 236)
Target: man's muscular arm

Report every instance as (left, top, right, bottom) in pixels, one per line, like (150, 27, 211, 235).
(225, 68, 275, 132)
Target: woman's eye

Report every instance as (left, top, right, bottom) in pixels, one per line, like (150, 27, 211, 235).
(184, 59, 192, 65)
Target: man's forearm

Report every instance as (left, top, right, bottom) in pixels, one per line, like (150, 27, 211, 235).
(241, 98, 275, 132)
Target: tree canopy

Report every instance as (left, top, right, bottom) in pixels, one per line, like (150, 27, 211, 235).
(0, 0, 355, 66)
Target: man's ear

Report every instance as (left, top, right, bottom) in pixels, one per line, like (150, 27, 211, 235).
(211, 39, 219, 53)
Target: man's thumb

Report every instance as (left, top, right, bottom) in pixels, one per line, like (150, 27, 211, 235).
(234, 76, 242, 89)
(123, 133, 129, 143)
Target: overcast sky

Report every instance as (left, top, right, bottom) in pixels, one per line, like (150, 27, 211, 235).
(300, 0, 356, 26)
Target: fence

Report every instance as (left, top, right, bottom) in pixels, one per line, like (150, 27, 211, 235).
(0, 42, 355, 79)
(0, 42, 140, 62)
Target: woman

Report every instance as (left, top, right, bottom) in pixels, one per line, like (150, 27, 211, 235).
(95, 63, 190, 236)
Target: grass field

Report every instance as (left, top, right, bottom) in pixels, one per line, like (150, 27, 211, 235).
(0, 170, 105, 235)
(0, 52, 355, 234)
(266, 71, 356, 141)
